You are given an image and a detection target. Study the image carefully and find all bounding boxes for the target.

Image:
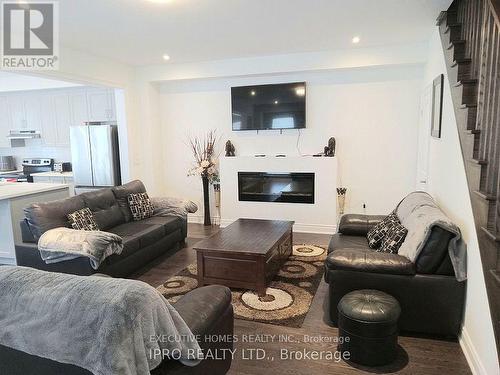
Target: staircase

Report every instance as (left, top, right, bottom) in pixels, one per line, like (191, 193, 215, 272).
(437, 0, 500, 359)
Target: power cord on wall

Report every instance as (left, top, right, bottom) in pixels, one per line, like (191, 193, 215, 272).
(296, 129, 304, 156)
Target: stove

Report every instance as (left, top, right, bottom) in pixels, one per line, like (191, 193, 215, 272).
(0, 158, 53, 182)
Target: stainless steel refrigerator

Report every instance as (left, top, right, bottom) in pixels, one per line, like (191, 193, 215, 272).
(70, 124, 121, 194)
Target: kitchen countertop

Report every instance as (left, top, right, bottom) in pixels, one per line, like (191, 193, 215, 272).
(30, 171, 74, 178)
(0, 169, 22, 175)
(0, 182, 69, 200)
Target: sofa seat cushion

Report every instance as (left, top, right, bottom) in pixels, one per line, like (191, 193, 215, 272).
(140, 216, 183, 235)
(24, 195, 86, 240)
(80, 189, 125, 230)
(107, 222, 165, 248)
(326, 248, 415, 276)
(328, 234, 370, 254)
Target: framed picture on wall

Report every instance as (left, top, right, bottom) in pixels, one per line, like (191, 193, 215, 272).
(431, 74, 444, 138)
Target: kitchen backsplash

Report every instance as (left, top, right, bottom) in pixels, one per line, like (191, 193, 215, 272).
(0, 146, 71, 169)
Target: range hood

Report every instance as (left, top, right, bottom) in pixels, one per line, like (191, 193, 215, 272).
(7, 130, 41, 139)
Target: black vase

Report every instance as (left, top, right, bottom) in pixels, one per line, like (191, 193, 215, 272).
(202, 175, 211, 226)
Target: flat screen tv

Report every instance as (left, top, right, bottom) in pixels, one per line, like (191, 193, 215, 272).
(231, 82, 306, 131)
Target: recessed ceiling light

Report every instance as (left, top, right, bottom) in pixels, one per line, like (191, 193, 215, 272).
(250, 90, 256, 96)
(162, 54, 170, 61)
(295, 87, 305, 96)
(352, 36, 360, 44)
(274, 100, 279, 104)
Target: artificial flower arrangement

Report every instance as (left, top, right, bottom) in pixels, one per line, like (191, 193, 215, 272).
(187, 130, 220, 225)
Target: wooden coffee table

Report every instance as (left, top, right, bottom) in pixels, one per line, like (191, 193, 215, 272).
(194, 218, 294, 296)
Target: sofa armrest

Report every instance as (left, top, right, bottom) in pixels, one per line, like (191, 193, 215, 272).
(338, 214, 386, 236)
(326, 248, 415, 276)
(172, 285, 232, 336)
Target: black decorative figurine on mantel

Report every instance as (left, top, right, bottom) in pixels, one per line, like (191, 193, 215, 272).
(324, 137, 336, 157)
(225, 140, 236, 157)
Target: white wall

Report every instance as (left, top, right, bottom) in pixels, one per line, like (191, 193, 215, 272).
(420, 29, 499, 375)
(0, 72, 82, 92)
(158, 64, 422, 218)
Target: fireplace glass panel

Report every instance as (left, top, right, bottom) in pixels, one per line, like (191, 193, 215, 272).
(238, 172, 314, 204)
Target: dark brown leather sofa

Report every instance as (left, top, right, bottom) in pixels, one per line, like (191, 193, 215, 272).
(325, 214, 466, 337)
(0, 285, 234, 375)
(14, 180, 187, 277)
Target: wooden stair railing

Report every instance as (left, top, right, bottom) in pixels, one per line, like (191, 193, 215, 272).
(438, 0, 500, 360)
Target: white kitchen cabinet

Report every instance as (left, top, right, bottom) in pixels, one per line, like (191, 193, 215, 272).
(8, 95, 26, 129)
(39, 94, 57, 147)
(32, 174, 75, 196)
(1, 87, 117, 148)
(87, 88, 116, 122)
(24, 95, 42, 131)
(53, 94, 72, 146)
(0, 96, 12, 147)
(69, 90, 89, 126)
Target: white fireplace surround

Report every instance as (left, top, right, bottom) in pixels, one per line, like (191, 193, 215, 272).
(219, 156, 338, 234)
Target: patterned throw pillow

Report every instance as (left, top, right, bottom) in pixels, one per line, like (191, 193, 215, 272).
(366, 212, 400, 248)
(67, 208, 100, 231)
(378, 221, 408, 254)
(128, 192, 154, 221)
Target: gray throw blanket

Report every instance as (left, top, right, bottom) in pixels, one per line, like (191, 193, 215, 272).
(38, 227, 124, 269)
(396, 192, 467, 282)
(0, 266, 202, 375)
(151, 196, 198, 219)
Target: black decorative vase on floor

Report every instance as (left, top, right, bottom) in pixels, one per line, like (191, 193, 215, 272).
(202, 175, 211, 226)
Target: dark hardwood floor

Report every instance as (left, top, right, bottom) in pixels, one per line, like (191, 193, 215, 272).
(133, 224, 472, 375)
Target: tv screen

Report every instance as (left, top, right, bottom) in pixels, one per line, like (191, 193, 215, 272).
(231, 82, 306, 131)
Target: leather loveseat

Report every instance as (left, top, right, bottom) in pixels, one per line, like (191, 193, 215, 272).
(0, 284, 234, 375)
(325, 213, 466, 337)
(15, 180, 187, 277)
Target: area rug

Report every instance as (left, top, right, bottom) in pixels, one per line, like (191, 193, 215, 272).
(156, 244, 326, 328)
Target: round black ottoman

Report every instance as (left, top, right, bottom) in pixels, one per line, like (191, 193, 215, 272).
(337, 289, 401, 366)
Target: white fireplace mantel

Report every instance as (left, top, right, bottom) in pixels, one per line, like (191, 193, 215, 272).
(219, 156, 338, 234)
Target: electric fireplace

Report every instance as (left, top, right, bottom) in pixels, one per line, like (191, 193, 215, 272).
(238, 172, 315, 204)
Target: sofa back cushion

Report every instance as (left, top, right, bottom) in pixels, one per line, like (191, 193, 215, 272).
(24, 195, 86, 240)
(415, 226, 454, 275)
(111, 180, 147, 222)
(80, 189, 124, 230)
(396, 191, 462, 278)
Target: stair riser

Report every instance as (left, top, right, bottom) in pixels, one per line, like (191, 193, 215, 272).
(466, 162, 482, 191)
(465, 106, 478, 130)
(446, 11, 457, 25)
(447, 25, 462, 42)
(461, 132, 479, 159)
(460, 83, 478, 105)
(471, 190, 491, 228)
(450, 43, 466, 61)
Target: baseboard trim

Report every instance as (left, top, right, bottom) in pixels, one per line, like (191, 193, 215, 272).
(459, 327, 488, 375)
(187, 214, 221, 224)
(219, 218, 336, 234)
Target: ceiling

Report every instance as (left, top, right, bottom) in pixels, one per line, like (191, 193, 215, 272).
(59, 0, 452, 66)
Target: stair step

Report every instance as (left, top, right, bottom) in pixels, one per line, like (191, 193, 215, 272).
(451, 58, 472, 67)
(481, 227, 500, 242)
(465, 129, 480, 135)
(469, 158, 488, 165)
(455, 79, 478, 86)
(474, 190, 496, 200)
(461, 103, 478, 109)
